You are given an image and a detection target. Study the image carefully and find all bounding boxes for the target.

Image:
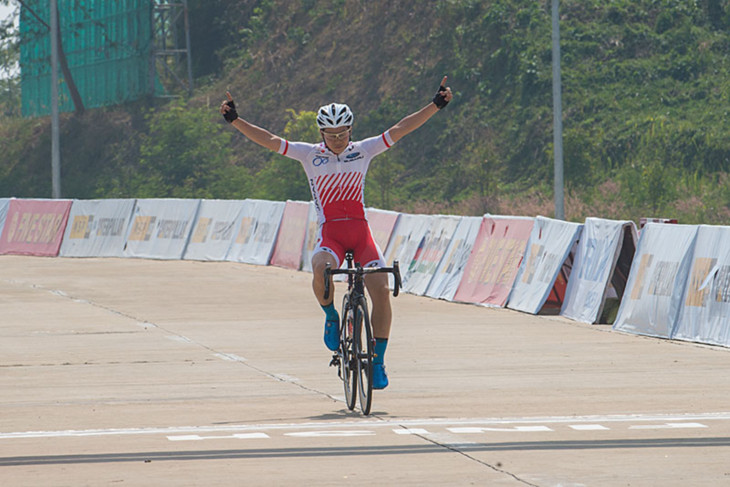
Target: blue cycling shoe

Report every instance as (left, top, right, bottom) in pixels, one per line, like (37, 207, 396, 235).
(372, 363, 389, 390)
(324, 318, 340, 351)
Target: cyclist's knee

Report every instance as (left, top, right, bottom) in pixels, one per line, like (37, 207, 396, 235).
(312, 252, 336, 275)
(366, 275, 390, 300)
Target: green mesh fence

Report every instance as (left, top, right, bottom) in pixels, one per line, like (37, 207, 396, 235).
(20, 0, 153, 117)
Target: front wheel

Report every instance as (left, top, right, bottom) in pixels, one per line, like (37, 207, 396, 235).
(354, 297, 373, 415)
(340, 294, 357, 411)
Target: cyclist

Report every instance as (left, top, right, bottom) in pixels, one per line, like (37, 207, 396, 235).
(220, 77, 453, 389)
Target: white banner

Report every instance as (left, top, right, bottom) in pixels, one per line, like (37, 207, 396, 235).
(560, 218, 638, 324)
(300, 202, 318, 273)
(183, 199, 245, 261)
(59, 199, 135, 257)
(425, 216, 483, 301)
(365, 208, 400, 252)
(507, 216, 583, 314)
(0, 198, 10, 236)
(226, 199, 285, 265)
(402, 215, 462, 295)
(613, 223, 698, 338)
(123, 199, 201, 260)
(452, 215, 534, 307)
(674, 225, 730, 346)
(383, 213, 433, 290)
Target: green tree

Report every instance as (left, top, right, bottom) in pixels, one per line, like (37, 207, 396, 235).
(366, 150, 405, 209)
(618, 117, 679, 215)
(253, 109, 316, 201)
(131, 100, 238, 198)
(0, 0, 19, 117)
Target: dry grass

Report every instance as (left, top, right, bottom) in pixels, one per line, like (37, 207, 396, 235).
(392, 178, 730, 226)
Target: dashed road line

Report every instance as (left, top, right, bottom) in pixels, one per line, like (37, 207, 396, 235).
(449, 426, 553, 433)
(168, 433, 269, 441)
(629, 422, 708, 430)
(569, 424, 610, 431)
(0, 413, 725, 440)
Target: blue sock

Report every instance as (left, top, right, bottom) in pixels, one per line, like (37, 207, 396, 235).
(321, 303, 339, 322)
(373, 338, 388, 365)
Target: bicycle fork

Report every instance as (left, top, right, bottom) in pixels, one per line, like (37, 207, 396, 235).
(329, 305, 355, 377)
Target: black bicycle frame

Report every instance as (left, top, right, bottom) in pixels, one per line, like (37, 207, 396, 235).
(323, 253, 401, 302)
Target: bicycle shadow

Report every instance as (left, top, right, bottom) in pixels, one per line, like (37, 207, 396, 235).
(308, 410, 392, 421)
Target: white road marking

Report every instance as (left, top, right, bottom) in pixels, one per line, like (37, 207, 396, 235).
(448, 426, 553, 433)
(1, 413, 728, 440)
(213, 353, 247, 362)
(394, 428, 432, 435)
(285, 431, 375, 438)
(166, 335, 193, 343)
(569, 424, 610, 431)
(629, 422, 708, 430)
(167, 433, 269, 441)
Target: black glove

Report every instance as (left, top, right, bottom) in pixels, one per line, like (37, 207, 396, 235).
(432, 84, 449, 109)
(223, 99, 238, 123)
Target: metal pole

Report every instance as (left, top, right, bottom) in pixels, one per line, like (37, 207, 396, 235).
(50, 0, 61, 198)
(551, 0, 564, 220)
(183, 0, 193, 96)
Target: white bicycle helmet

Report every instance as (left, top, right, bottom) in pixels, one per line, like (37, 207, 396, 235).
(316, 103, 354, 129)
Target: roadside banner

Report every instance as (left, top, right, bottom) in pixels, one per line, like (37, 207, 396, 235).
(507, 216, 583, 314)
(366, 208, 400, 253)
(425, 216, 483, 301)
(59, 199, 135, 257)
(453, 216, 534, 307)
(561, 218, 638, 324)
(183, 199, 245, 261)
(300, 202, 318, 272)
(0, 198, 10, 235)
(613, 223, 698, 338)
(383, 213, 433, 289)
(226, 199, 285, 265)
(0, 198, 72, 256)
(402, 215, 462, 295)
(673, 225, 730, 346)
(269, 200, 310, 270)
(123, 198, 200, 260)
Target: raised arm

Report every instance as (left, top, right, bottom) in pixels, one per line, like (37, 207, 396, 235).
(220, 92, 283, 152)
(387, 76, 453, 144)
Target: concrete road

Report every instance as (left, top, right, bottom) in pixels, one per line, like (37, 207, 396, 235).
(1, 256, 730, 486)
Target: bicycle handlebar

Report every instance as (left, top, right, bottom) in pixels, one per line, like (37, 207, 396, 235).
(323, 261, 402, 301)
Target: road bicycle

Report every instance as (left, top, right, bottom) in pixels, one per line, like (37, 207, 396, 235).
(324, 251, 401, 415)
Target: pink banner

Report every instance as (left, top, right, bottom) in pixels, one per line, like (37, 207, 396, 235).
(269, 201, 310, 270)
(366, 209, 400, 251)
(0, 199, 73, 256)
(453, 216, 533, 307)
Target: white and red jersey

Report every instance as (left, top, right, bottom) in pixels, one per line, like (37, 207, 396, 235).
(277, 131, 395, 225)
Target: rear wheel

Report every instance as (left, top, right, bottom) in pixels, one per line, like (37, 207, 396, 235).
(355, 297, 373, 415)
(340, 295, 357, 411)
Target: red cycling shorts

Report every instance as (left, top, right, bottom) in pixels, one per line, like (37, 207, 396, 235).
(314, 219, 385, 268)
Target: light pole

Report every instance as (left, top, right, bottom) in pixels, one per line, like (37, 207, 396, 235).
(551, 0, 564, 220)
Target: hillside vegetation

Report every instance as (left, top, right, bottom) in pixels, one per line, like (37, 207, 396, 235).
(0, 0, 729, 224)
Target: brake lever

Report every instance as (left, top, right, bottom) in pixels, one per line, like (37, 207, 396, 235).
(323, 263, 332, 301)
(392, 260, 401, 297)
